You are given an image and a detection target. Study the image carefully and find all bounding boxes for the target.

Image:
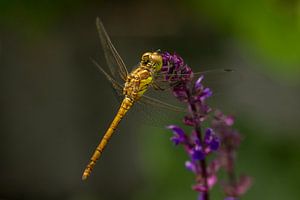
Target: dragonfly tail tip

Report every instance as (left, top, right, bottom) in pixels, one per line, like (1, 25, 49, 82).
(82, 173, 89, 181)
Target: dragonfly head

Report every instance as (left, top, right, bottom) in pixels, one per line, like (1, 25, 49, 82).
(141, 52, 163, 72)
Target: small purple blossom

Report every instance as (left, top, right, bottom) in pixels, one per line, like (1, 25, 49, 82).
(199, 88, 213, 101)
(195, 75, 204, 90)
(204, 128, 220, 152)
(185, 160, 197, 173)
(167, 125, 188, 145)
(194, 76, 212, 102)
(191, 144, 205, 160)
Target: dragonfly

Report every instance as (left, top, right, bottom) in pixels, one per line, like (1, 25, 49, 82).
(82, 18, 234, 180)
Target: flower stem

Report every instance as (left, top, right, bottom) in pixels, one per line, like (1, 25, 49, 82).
(195, 124, 209, 200)
(187, 88, 209, 200)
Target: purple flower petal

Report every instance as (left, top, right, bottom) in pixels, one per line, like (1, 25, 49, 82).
(225, 116, 235, 126)
(202, 87, 213, 99)
(167, 125, 187, 145)
(167, 125, 184, 136)
(193, 184, 207, 192)
(192, 145, 205, 160)
(207, 174, 217, 189)
(195, 75, 204, 90)
(205, 128, 213, 138)
(205, 128, 220, 151)
(210, 138, 220, 151)
(173, 53, 184, 69)
(236, 175, 252, 196)
(161, 52, 172, 66)
(185, 160, 196, 173)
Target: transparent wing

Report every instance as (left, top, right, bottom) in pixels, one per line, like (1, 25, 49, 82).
(91, 58, 124, 103)
(127, 94, 185, 128)
(153, 68, 234, 83)
(91, 58, 123, 92)
(153, 68, 242, 95)
(96, 17, 128, 81)
(140, 94, 185, 113)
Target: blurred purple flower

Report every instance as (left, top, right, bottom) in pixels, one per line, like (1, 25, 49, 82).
(185, 160, 197, 173)
(212, 110, 252, 198)
(222, 175, 252, 197)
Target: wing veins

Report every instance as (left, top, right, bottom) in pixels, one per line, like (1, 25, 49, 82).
(140, 95, 185, 113)
(96, 18, 128, 80)
(91, 58, 124, 92)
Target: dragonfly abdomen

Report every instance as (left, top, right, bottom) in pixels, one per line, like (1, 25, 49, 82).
(82, 97, 133, 180)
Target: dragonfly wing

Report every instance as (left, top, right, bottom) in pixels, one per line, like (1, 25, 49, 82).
(139, 94, 185, 113)
(126, 94, 185, 128)
(96, 17, 128, 81)
(154, 68, 234, 81)
(91, 58, 124, 102)
(153, 68, 242, 96)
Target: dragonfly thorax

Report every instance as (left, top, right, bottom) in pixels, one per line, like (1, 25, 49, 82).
(123, 52, 162, 101)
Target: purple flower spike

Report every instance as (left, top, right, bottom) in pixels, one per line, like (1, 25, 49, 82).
(163, 51, 250, 200)
(167, 125, 187, 145)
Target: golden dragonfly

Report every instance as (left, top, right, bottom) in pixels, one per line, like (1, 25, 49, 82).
(82, 18, 183, 180)
(82, 18, 234, 180)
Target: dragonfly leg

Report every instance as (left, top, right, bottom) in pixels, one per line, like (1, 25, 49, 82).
(152, 82, 165, 91)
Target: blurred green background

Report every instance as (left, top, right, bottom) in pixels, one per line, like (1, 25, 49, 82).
(1, 0, 300, 200)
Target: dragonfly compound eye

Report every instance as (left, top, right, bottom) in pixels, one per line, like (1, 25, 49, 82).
(150, 52, 163, 72)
